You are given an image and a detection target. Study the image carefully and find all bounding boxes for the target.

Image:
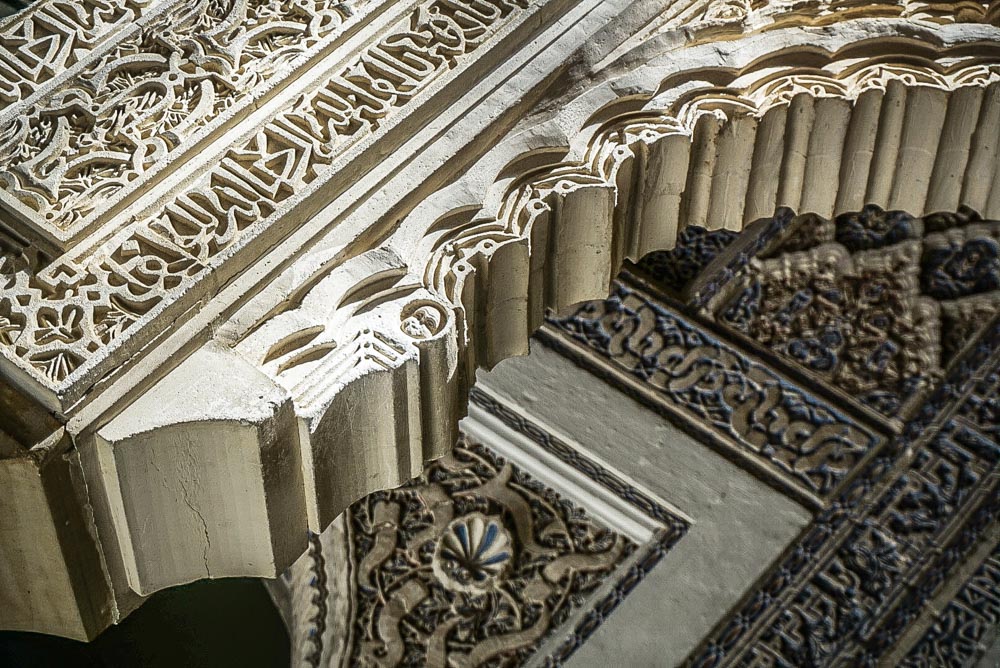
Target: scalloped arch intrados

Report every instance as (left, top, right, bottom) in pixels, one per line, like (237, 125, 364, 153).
(506, 49, 1000, 242)
(417, 45, 1000, 375)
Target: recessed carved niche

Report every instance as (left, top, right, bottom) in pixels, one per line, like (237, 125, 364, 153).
(269, 394, 687, 667)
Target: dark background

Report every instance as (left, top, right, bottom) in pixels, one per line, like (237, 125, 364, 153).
(0, 579, 289, 668)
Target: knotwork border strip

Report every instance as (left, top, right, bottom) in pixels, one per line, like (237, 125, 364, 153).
(901, 538, 1000, 666)
(539, 274, 882, 509)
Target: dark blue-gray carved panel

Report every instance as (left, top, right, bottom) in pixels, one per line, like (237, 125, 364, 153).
(901, 543, 1000, 667)
(712, 207, 1000, 420)
(686, 319, 1000, 668)
(544, 280, 880, 504)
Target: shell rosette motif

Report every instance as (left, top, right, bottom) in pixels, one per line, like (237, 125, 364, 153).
(432, 513, 513, 593)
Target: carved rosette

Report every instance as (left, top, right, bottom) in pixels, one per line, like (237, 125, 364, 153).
(432, 513, 514, 593)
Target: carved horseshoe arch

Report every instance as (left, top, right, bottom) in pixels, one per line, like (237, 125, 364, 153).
(101, 30, 1000, 609)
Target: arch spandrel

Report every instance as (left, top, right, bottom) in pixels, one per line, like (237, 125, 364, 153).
(2, 0, 1000, 644)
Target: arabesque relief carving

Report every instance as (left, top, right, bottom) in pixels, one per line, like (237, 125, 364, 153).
(687, 321, 1000, 666)
(270, 394, 688, 667)
(0, 0, 361, 236)
(345, 439, 635, 666)
(0, 0, 163, 106)
(0, 0, 532, 397)
(712, 207, 1000, 420)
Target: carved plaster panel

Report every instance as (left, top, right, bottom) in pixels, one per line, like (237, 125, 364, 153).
(686, 316, 1000, 667)
(0, 0, 164, 107)
(0, 0, 368, 244)
(710, 207, 1000, 422)
(269, 395, 687, 667)
(901, 541, 1000, 667)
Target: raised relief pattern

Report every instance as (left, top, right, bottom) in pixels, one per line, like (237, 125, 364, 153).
(901, 542, 1000, 667)
(0, 0, 162, 106)
(0, 0, 530, 392)
(545, 280, 880, 503)
(0, 0, 362, 238)
(714, 207, 1000, 420)
(687, 317, 1000, 667)
(346, 439, 639, 666)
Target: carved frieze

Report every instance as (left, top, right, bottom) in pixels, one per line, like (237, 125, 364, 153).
(0, 0, 163, 106)
(0, 0, 362, 241)
(0, 0, 534, 402)
(543, 279, 880, 506)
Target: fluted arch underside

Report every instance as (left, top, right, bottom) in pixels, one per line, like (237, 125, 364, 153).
(137, 38, 1000, 598)
(407, 50, 1000, 430)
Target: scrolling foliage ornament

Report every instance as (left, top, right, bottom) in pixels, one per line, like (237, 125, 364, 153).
(337, 435, 687, 667)
(713, 205, 1000, 420)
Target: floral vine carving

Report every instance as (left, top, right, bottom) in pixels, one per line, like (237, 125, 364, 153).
(346, 440, 635, 666)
